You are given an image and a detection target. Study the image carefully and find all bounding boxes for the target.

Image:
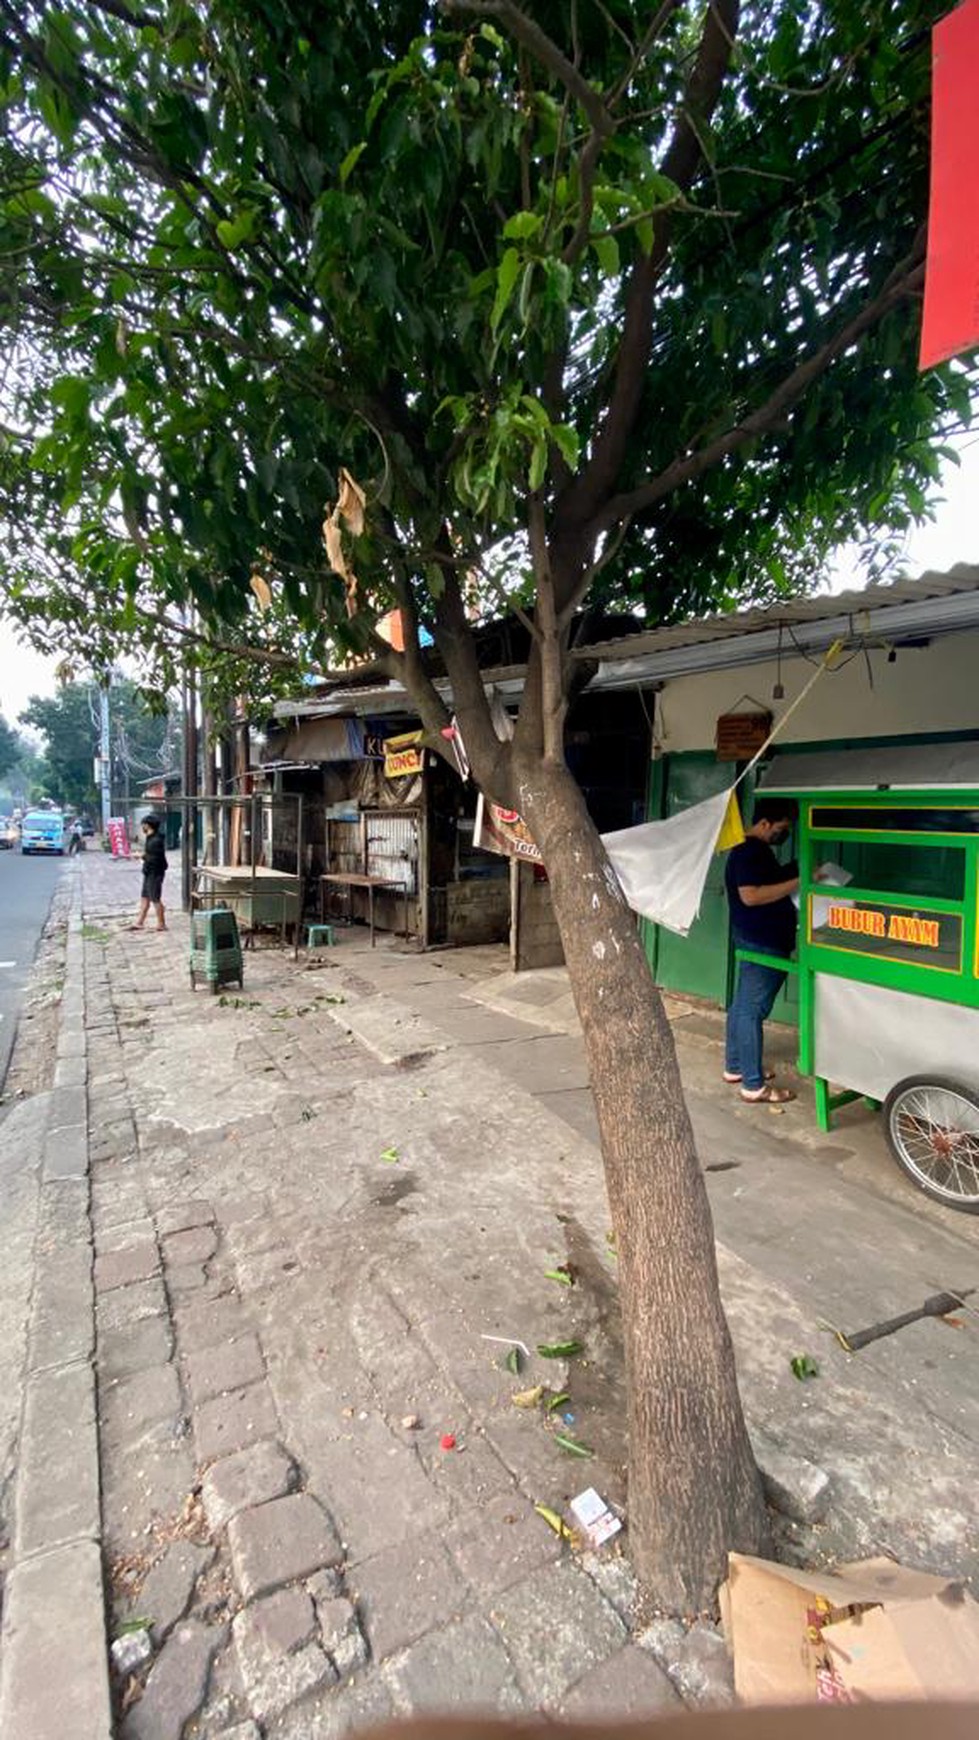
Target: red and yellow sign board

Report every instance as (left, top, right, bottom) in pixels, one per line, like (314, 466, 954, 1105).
(920, 0, 979, 368)
(383, 731, 424, 778)
(827, 904, 940, 950)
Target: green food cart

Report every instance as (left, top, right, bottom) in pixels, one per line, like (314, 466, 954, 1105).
(755, 744, 979, 1213)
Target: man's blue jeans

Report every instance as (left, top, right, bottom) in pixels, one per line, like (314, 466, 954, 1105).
(724, 961, 787, 1090)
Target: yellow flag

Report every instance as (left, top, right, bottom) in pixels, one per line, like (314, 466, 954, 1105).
(715, 789, 745, 853)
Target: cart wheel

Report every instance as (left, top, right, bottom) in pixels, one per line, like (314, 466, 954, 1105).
(883, 1075, 979, 1213)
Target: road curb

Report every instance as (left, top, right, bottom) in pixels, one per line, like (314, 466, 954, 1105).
(0, 879, 112, 1740)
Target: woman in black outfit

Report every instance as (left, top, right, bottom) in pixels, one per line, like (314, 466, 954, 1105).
(131, 813, 168, 932)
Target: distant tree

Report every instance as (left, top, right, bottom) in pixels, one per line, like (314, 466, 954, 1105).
(19, 681, 178, 812)
(0, 715, 20, 782)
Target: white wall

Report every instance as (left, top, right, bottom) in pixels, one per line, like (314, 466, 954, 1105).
(654, 628, 979, 755)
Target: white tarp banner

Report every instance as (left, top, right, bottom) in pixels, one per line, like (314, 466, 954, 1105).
(601, 788, 738, 937)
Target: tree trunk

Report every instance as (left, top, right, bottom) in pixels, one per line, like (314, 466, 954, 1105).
(517, 752, 768, 1612)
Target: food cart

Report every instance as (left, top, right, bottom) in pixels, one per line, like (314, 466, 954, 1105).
(755, 745, 979, 1213)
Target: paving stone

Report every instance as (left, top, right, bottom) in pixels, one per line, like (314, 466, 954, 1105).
(232, 1595, 335, 1725)
(228, 1494, 343, 1601)
(97, 1274, 168, 1332)
(351, 1537, 467, 1661)
(28, 1241, 94, 1372)
(202, 1440, 299, 1531)
(445, 1491, 562, 1598)
(55, 1053, 88, 1088)
(123, 1618, 228, 1740)
(185, 1332, 266, 1406)
(156, 1198, 216, 1236)
(95, 1239, 160, 1292)
(579, 1547, 639, 1622)
(194, 1382, 279, 1463)
(100, 1314, 174, 1384)
(667, 1620, 736, 1708)
(264, 1674, 394, 1740)
(37, 1177, 90, 1243)
(0, 1539, 110, 1740)
(312, 1596, 368, 1681)
(98, 1216, 157, 1254)
(135, 1539, 215, 1645)
(101, 1423, 197, 1560)
(17, 1362, 100, 1556)
(167, 1262, 209, 1298)
(244, 1587, 318, 1654)
(175, 1292, 250, 1353)
(164, 1223, 219, 1266)
(560, 1644, 681, 1716)
(750, 1428, 832, 1524)
(212, 1726, 261, 1740)
(488, 1561, 627, 1710)
(101, 1363, 183, 1440)
(44, 1124, 88, 1181)
(383, 1613, 524, 1714)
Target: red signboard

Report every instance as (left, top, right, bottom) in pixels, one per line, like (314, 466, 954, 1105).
(920, 0, 979, 369)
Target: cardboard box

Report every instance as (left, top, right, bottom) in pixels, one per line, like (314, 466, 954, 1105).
(722, 1554, 979, 1704)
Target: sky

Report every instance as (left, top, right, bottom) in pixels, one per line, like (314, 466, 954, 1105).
(1, 436, 978, 726)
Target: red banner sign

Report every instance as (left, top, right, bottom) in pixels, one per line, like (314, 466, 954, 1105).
(920, 0, 979, 369)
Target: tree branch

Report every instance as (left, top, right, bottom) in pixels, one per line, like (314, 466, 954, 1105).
(441, 0, 614, 138)
(554, 0, 740, 547)
(592, 247, 926, 535)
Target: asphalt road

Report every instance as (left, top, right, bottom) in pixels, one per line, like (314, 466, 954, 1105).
(0, 844, 64, 1088)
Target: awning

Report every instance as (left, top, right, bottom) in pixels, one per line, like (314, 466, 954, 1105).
(758, 743, 979, 793)
(263, 716, 364, 764)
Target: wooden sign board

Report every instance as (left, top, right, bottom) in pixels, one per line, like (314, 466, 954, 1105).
(715, 711, 772, 762)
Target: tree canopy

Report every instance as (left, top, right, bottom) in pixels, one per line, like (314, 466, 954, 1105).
(19, 678, 179, 811)
(0, 0, 973, 711)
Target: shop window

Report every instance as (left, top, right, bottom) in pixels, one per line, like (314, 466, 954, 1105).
(811, 806, 979, 835)
(809, 896, 963, 974)
(809, 838, 965, 903)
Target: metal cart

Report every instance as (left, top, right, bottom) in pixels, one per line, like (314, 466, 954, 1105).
(755, 744, 979, 1213)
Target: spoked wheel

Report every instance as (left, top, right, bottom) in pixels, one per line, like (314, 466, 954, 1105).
(883, 1075, 979, 1213)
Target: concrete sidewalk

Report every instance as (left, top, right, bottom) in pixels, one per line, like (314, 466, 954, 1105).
(4, 848, 978, 1740)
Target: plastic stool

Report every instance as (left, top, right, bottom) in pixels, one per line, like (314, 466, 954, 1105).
(306, 923, 336, 948)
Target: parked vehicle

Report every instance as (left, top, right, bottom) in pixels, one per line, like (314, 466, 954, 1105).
(21, 809, 65, 855)
(0, 816, 15, 850)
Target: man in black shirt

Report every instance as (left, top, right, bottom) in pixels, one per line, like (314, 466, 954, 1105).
(723, 797, 799, 1103)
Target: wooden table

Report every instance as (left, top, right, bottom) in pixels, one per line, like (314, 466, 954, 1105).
(321, 872, 410, 946)
(194, 866, 302, 948)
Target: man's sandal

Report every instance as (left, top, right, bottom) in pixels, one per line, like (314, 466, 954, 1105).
(723, 1069, 775, 1084)
(739, 1084, 796, 1104)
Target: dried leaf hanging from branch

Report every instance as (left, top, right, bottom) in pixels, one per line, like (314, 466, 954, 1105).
(322, 467, 366, 617)
(250, 571, 273, 612)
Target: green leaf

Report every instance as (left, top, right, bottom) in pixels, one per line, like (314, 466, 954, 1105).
(546, 1390, 570, 1412)
(490, 247, 520, 334)
(528, 436, 547, 492)
(216, 208, 258, 250)
(502, 210, 542, 242)
(551, 424, 579, 469)
(537, 1340, 583, 1359)
(379, 1146, 399, 1163)
(592, 234, 620, 276)
(790, 1353, 819, 1381)
(543, 1266, 572, 1287)
(339, 142, 367, 187)
(554, 1431, 593, 1458)
(504, 1346, 522, 1374)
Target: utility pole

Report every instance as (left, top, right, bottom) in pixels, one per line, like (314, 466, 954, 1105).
(99, 684, 111, 836)
(181, 650, 199, 911)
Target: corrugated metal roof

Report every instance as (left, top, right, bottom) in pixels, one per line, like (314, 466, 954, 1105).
(570, 565, 979, 662)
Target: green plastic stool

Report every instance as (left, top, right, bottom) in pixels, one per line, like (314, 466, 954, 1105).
(190, 905, 244, 993)
(306, 923, 336, 948)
